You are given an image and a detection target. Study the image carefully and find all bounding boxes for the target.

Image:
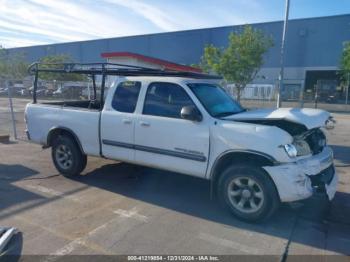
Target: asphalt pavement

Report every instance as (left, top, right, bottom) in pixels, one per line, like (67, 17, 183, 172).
(0, 97, 349, 260)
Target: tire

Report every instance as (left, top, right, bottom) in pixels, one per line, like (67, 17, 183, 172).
(51, 135, 87, 177)
(218, 164, 280, 222)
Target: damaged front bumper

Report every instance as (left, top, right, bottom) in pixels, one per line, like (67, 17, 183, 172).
(263, 146, 338, 202)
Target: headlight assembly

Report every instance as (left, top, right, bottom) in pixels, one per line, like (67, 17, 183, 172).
(293, 139, 311, 156)
(283, 139, 311, 158)
(284, 144, 298, 158)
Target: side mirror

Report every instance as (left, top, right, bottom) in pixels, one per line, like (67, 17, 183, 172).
(180, 105, 202, 122)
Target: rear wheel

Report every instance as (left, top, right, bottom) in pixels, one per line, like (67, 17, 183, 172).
(218, 165, 280, 222)
(52, 135, 87, 176)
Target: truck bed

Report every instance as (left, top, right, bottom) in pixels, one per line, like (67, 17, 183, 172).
(25, 103, 101, 156)
(41, 100, 101, 110)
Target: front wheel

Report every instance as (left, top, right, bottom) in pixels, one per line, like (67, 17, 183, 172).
(218, 165, 280, 222)
(52, 135, 87, 177)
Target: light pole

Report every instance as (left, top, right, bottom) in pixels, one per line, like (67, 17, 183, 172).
(276, 0, 290, 108)
(6, 80, 17, 139)
(346, 72, 349, 105)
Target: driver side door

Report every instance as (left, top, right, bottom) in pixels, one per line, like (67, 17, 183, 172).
(134, 82, 209, 177)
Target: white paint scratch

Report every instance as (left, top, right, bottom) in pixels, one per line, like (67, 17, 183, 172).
(41, 238, 86, 262)
(25, 184, 81, 202)
(113, 207, 148, 222)
(41, 207, 148, 260)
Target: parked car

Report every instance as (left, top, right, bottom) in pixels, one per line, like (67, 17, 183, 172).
(53, 85, 84, 98)
(36, 88, 46, 97)
(17, 88, 30, 96)
(45, 89, 54, 97)
(0, 88, 8, 95)
(25, 64, 338, 222)
(52, 86, 64, 96)
(28, 86, 51, 97)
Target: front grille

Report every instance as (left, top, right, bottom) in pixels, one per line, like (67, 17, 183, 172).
(309, 164, 335, 188)
(305, 128, 326, 155)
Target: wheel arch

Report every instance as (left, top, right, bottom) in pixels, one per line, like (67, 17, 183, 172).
(209, 150, 279, 199)
(46, 126, 84, 154)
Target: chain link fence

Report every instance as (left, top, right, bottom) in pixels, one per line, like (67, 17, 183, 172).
(225, 79, 350, 112)
(1, 76, 349, 140)
(0, 76, 100, 140)
(0, 79, 27, 140)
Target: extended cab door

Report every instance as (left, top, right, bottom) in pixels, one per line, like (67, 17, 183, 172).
(134, 82, 209, 177)
(101, 81, 141, 162)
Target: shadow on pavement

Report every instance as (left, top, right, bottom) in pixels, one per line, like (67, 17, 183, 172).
(0, 164, 87, 222)
(330, 144, 350, 165)
(1, 161, 349, 255)
(0, 165, 42, 212)
(70, 162, 350, 255)
(328, 191, 350, 225)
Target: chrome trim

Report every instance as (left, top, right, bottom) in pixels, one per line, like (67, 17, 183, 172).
(135, 145, 206, 162)
(102, 139, 207, 162)
(102, 139, 134, 149)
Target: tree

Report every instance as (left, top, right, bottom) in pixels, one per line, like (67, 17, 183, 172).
(340, 41, 350, 102)
(340, 42, 350, 82)
(0, 45, 28, 80)
(38, 54, 86, 81)
(200, 25, 273, 101)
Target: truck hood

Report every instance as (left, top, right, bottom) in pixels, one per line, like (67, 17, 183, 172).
(224, 108, 330, 131)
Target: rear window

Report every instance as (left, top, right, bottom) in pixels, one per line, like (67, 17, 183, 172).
(112, 81, 141, 113)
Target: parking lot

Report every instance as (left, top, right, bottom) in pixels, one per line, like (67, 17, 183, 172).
(0, 97, 350, 259)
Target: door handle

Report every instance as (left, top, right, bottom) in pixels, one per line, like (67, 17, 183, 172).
(140, 121, 150, 127)
(122, 119, 132, 124)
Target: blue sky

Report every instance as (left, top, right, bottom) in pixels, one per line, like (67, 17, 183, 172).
(1, 0, 350, 48)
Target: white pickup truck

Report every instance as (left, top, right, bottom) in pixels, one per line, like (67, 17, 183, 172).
(25, 63, 338, 222)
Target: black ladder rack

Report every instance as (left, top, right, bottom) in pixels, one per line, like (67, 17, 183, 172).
(28, 62, 221, 79)
(28, 62, 221, 105)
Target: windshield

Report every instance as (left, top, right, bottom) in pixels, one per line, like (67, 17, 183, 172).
(188, 83, 244, 117)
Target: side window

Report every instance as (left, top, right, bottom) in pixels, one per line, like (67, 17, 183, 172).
(143, 82, 195, 118)
(112, 81, 141, 113)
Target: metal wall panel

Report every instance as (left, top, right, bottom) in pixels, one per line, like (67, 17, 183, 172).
(7, 15, 350, 68)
